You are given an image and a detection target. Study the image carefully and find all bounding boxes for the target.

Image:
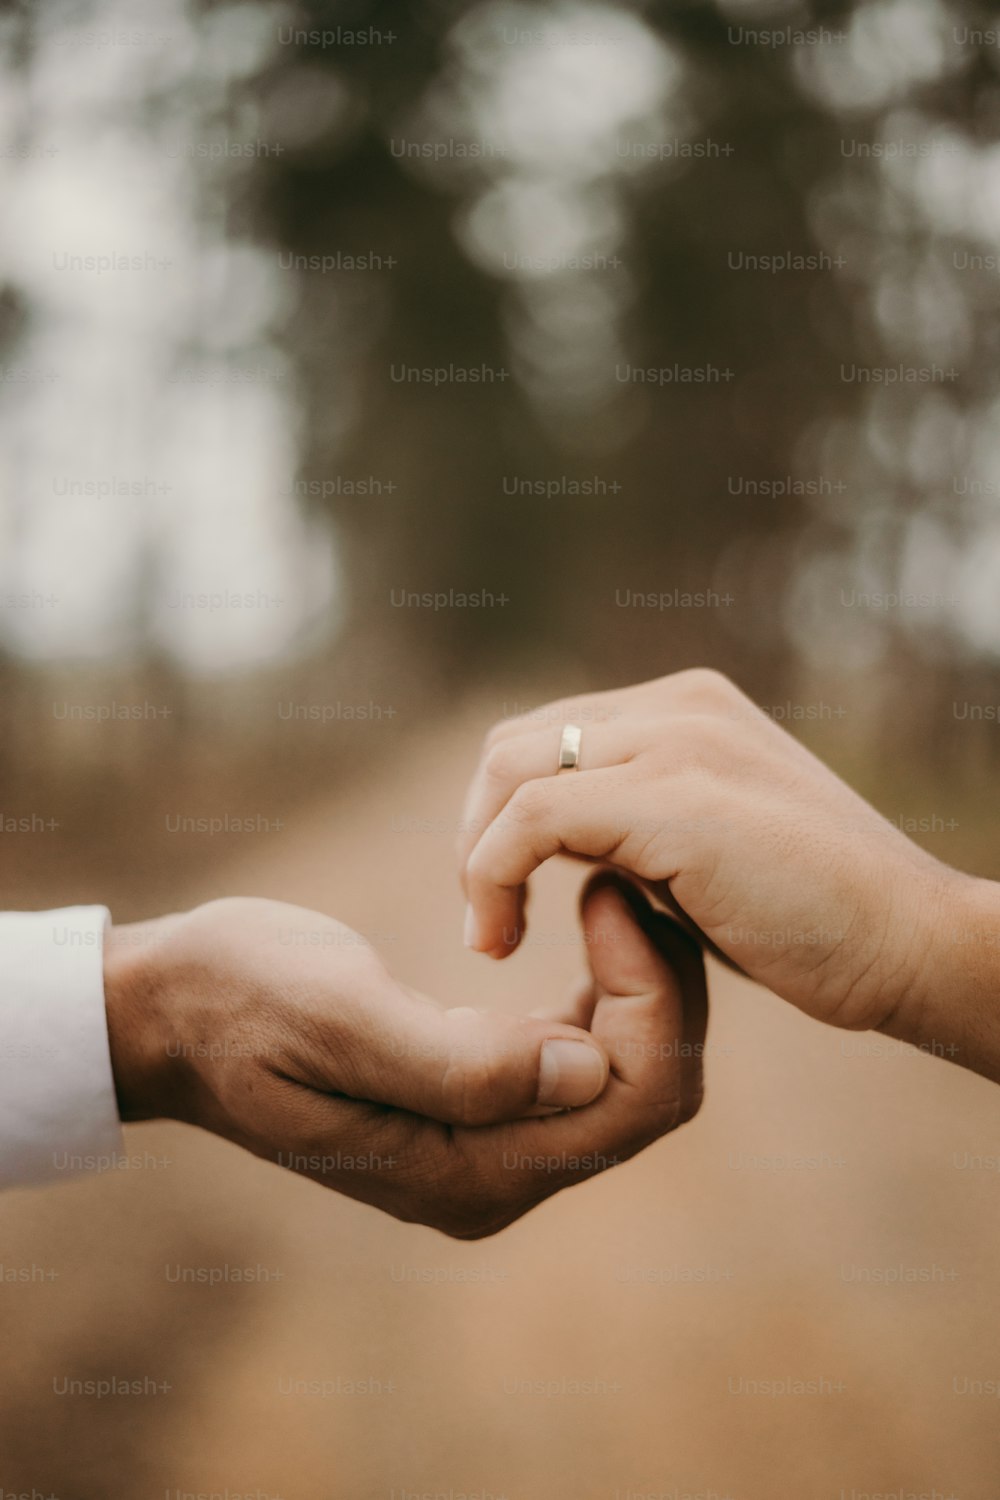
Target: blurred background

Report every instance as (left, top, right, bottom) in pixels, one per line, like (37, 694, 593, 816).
(1, 0, 1000, 1493)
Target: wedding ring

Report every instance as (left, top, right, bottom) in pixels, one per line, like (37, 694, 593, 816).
(558, 724, 582, 772)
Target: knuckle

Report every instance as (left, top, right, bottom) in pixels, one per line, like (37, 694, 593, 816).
(674, 667, 737, 707)
(669, 713, 733, 773)
(483, 739, 519, 786)
(439, 1045, 509, 1127)
(465, 839, 500, 891)
(690, 712, 734, 757)
(503, 778, 550, 826)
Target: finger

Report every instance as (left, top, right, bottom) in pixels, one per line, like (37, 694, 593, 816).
(457, 721, 642, 889)
(531, 878, 708, 1044)
(607, 878, 709, 1122)
(581, 874, 688, 1112)
(538, 873, 708, 1138)
(453, 875, 708, 1230)
(456, 670, 752, 874)
(464, 766, 656, 957)
(526, 875, 701, 1041)
(270, 878, 708, 1238)
(279, 973, 611, 1126)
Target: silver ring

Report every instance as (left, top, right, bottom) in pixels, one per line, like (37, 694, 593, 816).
(558, 723, 582, 772)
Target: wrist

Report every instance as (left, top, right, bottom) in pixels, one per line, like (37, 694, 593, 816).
(881, 870, 1000, 1083)
(103, 916, 184, 1122)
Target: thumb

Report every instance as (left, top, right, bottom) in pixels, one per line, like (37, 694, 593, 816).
(580, 871, 709, 1118)
(457, 875, 711, 1204)
(319, 977, 611, 1127)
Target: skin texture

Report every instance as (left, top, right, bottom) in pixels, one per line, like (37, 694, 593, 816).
(103, 882, 707, 1239)
(459, 668, 1000, 1085)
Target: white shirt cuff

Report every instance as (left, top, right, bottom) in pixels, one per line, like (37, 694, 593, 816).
(0, 906, 124, 1188)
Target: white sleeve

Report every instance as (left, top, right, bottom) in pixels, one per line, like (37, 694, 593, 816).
(0, 906, 123, 1188)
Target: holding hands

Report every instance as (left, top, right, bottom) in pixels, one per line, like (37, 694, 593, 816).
(104, 882, 706, 1237)
(101, 667, 1000, 1235)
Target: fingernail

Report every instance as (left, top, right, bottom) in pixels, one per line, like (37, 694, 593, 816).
(488, 929, 518, 960)
(537, 1039, 606, 1109)
(463, 903, 480, 950)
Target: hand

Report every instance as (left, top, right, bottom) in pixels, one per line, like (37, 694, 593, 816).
(103, 887, 706, 1237)
(458, 669, 1000, 1083)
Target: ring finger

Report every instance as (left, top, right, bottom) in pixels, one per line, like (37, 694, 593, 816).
(458, 721, 648, 884)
